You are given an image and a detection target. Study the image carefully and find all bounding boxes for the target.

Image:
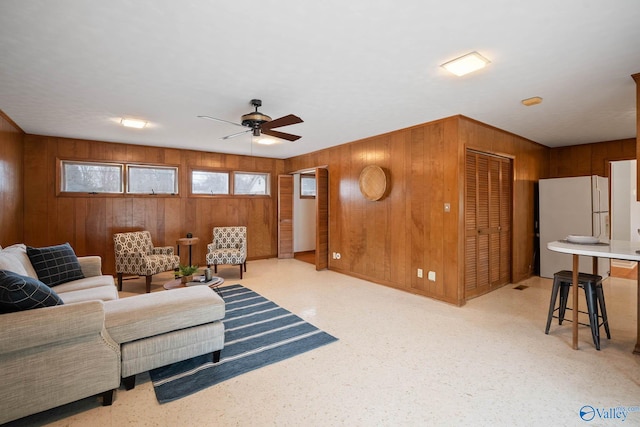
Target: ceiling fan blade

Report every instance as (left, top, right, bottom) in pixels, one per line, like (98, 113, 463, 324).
(261, 128, 301, 142)
(198, 115, 245, 128)
(221, 129, 252, 140)
(261, 114, 303, 131)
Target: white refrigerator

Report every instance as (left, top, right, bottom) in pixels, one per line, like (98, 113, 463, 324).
(539, 175, 610, 278)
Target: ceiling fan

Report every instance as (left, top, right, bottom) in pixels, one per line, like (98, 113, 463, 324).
(198, 99, 303, 142)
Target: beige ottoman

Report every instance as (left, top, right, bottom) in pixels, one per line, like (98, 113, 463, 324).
(104, 286, 225, 389)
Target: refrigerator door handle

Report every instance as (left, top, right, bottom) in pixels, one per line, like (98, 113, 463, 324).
(593, 212, 602, 238)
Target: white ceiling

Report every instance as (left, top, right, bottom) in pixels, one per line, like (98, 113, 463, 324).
(1, 1, 639, 159)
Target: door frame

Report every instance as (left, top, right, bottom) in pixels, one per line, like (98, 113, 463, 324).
(278, 166, 329, 270)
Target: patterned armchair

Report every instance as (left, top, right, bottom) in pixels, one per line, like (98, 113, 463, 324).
(206, 226, 247, 279)
(113, 231, 180, 293)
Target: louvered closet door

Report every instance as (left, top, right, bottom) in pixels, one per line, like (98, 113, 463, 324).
(465, 150, 512, 299)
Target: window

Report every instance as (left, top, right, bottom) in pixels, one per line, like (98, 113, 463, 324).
(300, 174, 316, 198)
(191, 170, 230, 195)
(127, 165, 178, 194)
(61, 161, 123, 193)
(234, 172, 270, 195)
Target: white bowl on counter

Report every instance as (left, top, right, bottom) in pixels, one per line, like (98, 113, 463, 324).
(566, 235, 600, 244)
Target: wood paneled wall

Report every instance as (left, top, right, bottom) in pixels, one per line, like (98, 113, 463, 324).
(14, 113, 631, 303)
(0, 111, 24, 247)
(547, 138, 636, 178)
(285, 115, 548, 305)
(22, 135, 285, 275)
(634, 73, 640, 199)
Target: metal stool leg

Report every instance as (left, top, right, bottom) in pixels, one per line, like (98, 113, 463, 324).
(583, 281, 601, 350)
(546, 276, 562, 334)
(596, 284, 611, 339)
(558, 282, 570, 325)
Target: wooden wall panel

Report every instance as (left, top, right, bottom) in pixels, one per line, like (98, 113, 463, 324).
(547, 138, 635, 178)
(634, 73, 640, 200)
(285, 115, 547, 304)
(0, 111, 24, 247)
(22, 135, 284, 275)
(461, 118, 548, 286)
(9, 105, 634, 303)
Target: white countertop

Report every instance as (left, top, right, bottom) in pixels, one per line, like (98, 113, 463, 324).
(548, 239, 640, 261)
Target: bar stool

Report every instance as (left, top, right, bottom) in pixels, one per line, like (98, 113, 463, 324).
(545, 270, 611, 350)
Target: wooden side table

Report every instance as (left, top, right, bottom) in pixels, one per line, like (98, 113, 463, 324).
(176, 237, 199, 266)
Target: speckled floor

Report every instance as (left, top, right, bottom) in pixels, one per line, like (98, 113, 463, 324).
(6, 259, 640, 426)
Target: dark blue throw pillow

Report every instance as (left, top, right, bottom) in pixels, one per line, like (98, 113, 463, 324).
(0, 270, 64, 313)
(26, 243, 85, 287)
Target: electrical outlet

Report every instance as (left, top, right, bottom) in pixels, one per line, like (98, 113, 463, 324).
(428, 271, 436, 281)
(417, 268, 423, 278)
(335, 253, 341, 259)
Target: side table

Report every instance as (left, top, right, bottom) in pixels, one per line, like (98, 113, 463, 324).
(176, 237, 199, 266)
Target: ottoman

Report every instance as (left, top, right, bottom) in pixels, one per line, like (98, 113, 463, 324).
(104, 286, 225, 389)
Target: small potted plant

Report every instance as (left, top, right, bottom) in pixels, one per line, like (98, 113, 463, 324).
(178, 264, 199, 284)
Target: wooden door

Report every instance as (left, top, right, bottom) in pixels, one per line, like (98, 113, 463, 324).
(465, 150, 512, 298)
(315, 168, 329, 270)
(278, 174, 294, 258)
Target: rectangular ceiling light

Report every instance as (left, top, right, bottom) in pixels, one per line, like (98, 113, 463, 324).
(441, 51, 490, 76)
(120, 118, 147, 129)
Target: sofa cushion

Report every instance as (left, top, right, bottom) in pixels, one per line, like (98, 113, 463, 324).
(27, 243, 85, 287)
(53, 275, 116, 294)
(0, 270, 64, 313)
(0, 244, 39, 278)
(58, 285, 119, 304)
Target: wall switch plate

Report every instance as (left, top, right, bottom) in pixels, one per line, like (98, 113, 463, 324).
(428, 271, 436, 281)
(417, 268, 423, 278)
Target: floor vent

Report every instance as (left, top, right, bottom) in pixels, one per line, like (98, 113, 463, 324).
(513, 285, 529, 290)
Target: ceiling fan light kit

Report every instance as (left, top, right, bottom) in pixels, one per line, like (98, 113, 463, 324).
(199, 99, 303, 142)
(120, 118, 147, 129)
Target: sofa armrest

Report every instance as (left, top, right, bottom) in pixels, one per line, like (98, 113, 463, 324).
(0, 301, 108, 354)
(152, 246, 175, 255)
(78, 256, 103, 277)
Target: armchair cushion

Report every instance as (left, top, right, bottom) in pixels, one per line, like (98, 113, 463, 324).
(152, 246, 175, 256)
(27, 243, 84, 287)
(206, 226, 247, 266)
(0, 270, 64, 313)
(114, 231, 179, 277)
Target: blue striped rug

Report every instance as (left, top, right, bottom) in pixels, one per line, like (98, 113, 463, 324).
(149, 284, 338, 403)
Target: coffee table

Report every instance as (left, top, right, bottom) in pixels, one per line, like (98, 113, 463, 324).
(164, 275, 224, 295)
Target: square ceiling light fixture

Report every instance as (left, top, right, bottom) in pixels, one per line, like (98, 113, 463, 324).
(120, 118, 147, 129)
(441, 51, 491, 76)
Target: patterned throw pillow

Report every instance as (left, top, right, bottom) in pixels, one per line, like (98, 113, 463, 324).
(0, 270, 64, 313)
(26, 243, 85, 287)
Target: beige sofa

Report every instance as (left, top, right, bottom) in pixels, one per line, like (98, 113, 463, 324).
(0, 244, 225, 424)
